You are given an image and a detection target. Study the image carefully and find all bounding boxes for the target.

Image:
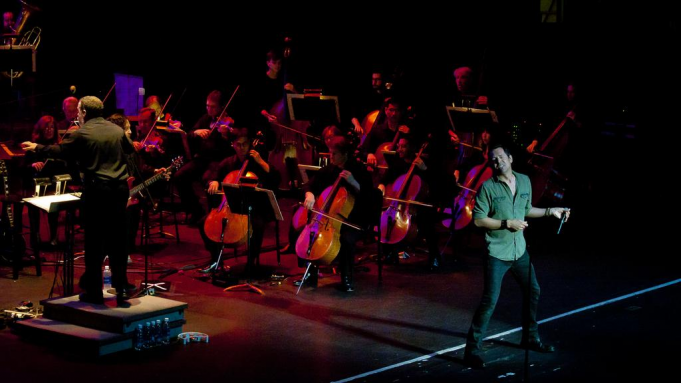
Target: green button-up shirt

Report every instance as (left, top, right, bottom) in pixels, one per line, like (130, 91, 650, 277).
(473, 171, 533, 261)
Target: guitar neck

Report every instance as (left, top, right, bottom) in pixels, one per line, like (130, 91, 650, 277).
(129, 172, 165, 197)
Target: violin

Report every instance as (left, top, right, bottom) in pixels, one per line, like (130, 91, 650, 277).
(134, 128, 166, 154)
(380, 137, 429, 245)
(295, 172, 357, 265)
(210, 116, 235, 136)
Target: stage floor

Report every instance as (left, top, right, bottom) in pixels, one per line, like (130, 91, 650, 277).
(1, 193, 677, 383)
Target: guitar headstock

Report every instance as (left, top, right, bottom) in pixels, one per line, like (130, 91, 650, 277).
(170, 156, 184, 171)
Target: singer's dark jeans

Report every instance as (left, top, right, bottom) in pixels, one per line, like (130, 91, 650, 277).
(465, 250, 540, 355)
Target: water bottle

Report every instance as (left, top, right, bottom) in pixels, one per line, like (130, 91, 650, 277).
(134, 324, 144, 351)
(150, 321, 158, 347)
(103, 265, 112, 292)
(161, 318, 170, 345)
(143, 321, 151, 349)
(154, 320, 162, 347)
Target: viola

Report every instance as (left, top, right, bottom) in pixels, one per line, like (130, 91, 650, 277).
(380, 138, 430, 245)
(295, 172, 356, 265)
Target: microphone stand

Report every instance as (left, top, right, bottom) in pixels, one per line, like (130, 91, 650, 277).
(129, 153, 158, 298)
(211, 216, 229, 283)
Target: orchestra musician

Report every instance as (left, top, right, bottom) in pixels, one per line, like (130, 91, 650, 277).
(447, 66, 490, 150)
(24, 115, 60, 247)
(524, 80, 592, 228)
(281, 125, 345, 257)
(145, 95, 170, 122)
(56, 96, 79, 139)
(198, 127, 275, 273)
(173, 90, 234, 226)
(257, 49, 298, 126)
(132, 107, 171, 165)
(359, 96, 411, 168)
(377, 134, 442, 270)
(2, 11, 15, 44)
(298, 135, 373, 292)
(349, 68, 389, 136)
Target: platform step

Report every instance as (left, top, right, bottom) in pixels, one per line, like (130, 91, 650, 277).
(13, 317, 185, 356)
(40, 294, 188, 334)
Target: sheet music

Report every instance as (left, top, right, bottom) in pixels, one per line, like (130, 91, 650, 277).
(23, 193, 80, 213)
(222, 182, 284, 221)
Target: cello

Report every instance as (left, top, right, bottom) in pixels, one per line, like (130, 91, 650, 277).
(442, 159, 493, 230)
(295, 173, 358, 265)
(442, 130, 493, 230)
(203, 135, 263, 246)
(527, 109, 573, 205)
(380, 137, 430, 245)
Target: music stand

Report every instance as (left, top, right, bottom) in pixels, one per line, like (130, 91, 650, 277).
(23, 194, 80, 297)
(287, 92, 341, 155)
(221, 182, 283, 295)
(445, 106, 498, 150)
(287, 93, 341, 125)
(297, 164, 321, 186)
(0, 44, 36, 87)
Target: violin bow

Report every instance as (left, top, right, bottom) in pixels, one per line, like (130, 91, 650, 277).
(102, 82, 116, 104)
(209, 85, 239, 135)
(141, 93, 173, 146)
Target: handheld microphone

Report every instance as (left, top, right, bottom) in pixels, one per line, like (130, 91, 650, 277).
(556, 208, 570, 234)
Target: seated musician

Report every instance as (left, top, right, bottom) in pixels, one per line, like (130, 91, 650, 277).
(447, 66, 491, 165)
(455, 126, 492, 184)
(173, 90, 234, 225)
(56, 96, 79, 140)
(298, 135, 373, 292)
(359, 97, 411, 168)
(24, 115, 60, 246)
(198, 127, 275, 273)
(348, 68, 389, 136)
(377, 134, 442, 270)
(282, 124, 344, 257)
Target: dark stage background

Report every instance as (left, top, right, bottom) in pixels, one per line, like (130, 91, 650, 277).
(1, 1, 675, 133)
